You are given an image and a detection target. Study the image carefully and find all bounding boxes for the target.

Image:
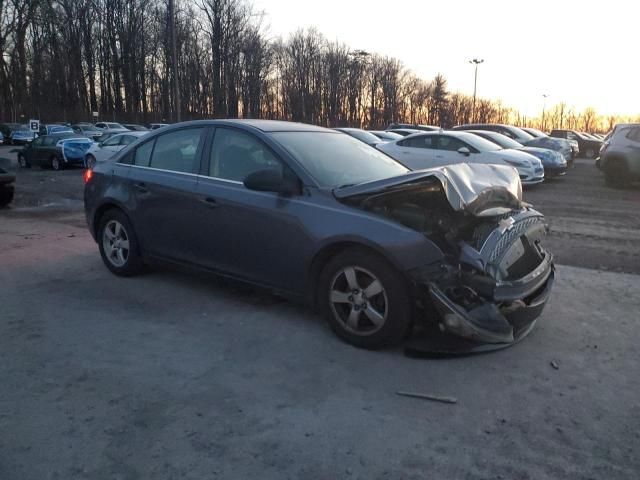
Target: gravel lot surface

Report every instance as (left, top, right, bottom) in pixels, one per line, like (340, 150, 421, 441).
(1, 146, 639, 479)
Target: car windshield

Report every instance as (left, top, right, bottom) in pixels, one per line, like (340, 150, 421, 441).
(454, 132, 502, 152)
(107, 123, 124, 129)
(525, 128, 546, 137)
(339, 129, 381, 144)
(271, 131, 408, 188)
(373, 131, 402, 140)
(475, 132, 523, 149)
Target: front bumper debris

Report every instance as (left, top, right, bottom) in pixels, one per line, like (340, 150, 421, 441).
(411, 207, 554, 349)
(428, 261, 554, 344)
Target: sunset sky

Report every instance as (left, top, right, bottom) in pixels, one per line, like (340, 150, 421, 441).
(253, 0, 639, 117)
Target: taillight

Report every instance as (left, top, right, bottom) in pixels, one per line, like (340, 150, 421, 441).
(83, 168, 93, 184)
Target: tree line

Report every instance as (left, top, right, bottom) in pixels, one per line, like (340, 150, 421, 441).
(0, 0, 636, 132)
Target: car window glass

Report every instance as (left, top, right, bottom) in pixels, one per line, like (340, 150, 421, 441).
(134, 139, 154, 167)
(120, 135, 136, 145)
(43, 137, 56, 146)
(436, 136, 466, 151)
(103, 136, 121, 147)
(209, 128, 283, 181)
(149, 127, 204, 173)
(32, 137, 43, 147)
(404, 135, 434, 148)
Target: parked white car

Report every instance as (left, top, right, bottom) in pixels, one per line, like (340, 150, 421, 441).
(84, 131, 148, 167)
(376, 131, 544, 185)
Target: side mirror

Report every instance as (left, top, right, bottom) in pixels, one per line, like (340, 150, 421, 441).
(457, 147, 471, 156)
(244, 168, 301, 195)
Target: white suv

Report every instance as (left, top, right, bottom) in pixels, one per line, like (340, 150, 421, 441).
(599, 124, 640, 187)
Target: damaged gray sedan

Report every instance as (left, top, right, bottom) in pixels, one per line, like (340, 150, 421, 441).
(84, 120, 554, 350)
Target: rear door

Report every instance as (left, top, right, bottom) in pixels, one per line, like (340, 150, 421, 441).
(126, 126, 208, 263)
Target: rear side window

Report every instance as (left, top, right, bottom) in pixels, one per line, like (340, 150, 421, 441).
(209, 128, 283, 181)
(150, 128, 204, 173)
(400, 135, 434, 148)
(134, 140, 154, 167)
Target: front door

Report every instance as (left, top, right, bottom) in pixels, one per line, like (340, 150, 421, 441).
(433, 135, 472, 166)
(194, 126, 313, 292)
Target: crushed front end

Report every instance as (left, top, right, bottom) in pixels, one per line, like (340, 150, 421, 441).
(413, 208, 554, 344)
(336, 163, 555, 347)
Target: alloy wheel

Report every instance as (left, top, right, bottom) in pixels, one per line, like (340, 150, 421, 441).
(51, 156, 61, 170)
(102, 220, 130, 267)
(329, 266, 388, 336)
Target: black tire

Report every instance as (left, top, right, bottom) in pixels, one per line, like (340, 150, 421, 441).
(584, 148, 596, 159)
(97, 209, 144, 276)
(604, 159, 630, 188)
(17, 153, 30, 168)
(86, 154, 96, 169)
(317, 248, 412, 349)
(50, 155, 63, 171)
(0, 185, 14, 207)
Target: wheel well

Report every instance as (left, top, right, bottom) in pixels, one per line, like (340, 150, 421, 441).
(307, 241, 400, 308)
(93, 203, 123, 237)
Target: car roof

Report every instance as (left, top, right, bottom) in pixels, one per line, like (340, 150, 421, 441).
(144, 119, 333, 134)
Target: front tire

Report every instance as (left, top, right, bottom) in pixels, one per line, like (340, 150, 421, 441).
(18, 154, 30, 168)
(51, 155, 62, 171)
(318, 248, 412, 349)
(97, 209, 144, 276)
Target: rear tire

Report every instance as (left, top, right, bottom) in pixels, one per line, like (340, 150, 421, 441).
(0, 185, 14, 207)
(97, 209, 144, 276)
(317, 248, 412, 349)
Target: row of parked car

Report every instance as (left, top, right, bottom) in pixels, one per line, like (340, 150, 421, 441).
(333, 122, 609, 186)
(0, 121, 169, 146)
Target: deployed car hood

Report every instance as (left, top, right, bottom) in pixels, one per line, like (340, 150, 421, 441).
(334, 163, 523, 217)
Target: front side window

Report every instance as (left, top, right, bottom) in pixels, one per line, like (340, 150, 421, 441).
(102, 136, 121, 147)
(436, 136, 467, 151)
(149, 127, 204, 173)
(120, 135, 137, 146)
(209, 128, 283, 181)
(43, 137, 56, 146)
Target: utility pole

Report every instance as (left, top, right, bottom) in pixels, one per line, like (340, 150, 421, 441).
(169, 0, 181, 123)
(469, 58, 484, 122)
(541, 94, 549, 131)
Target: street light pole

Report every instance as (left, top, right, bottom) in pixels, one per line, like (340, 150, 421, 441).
(541, 94, 549, 131)
(169, 0, 181, 123)
(469, 58, 484, 123)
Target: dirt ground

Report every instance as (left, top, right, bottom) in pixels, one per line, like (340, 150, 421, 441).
(1, 147, 640, 479)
